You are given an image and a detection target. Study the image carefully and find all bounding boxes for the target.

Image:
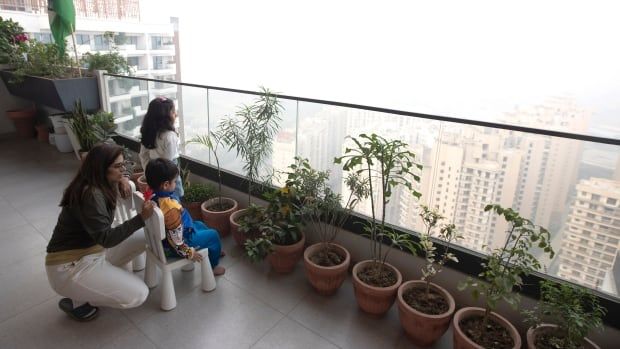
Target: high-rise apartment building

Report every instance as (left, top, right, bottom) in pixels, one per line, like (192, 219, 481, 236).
(556, 178, 620, 293)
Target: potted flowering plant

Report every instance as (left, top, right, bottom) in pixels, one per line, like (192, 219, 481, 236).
(0, 16, 27, 66)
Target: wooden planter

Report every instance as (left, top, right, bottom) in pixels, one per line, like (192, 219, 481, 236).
(0, 70, 100, 112)
(526, 324, 599, 349)
(267, 232, 306, 274)
(201, 197, 239, 237)
(303, 242, 351, 296)
(396, 280, 455, 347)
(453, 307, 521, 349)
(352, 260, 402, 316)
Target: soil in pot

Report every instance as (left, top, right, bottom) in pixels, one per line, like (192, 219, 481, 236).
(310, 248, 344, 267)
(460, 315, 514, 349)
(357, 263, 398, 287)
(530, 326, 598, 349)
(205, 200, 235, 211)
(402, 286, 449, 315)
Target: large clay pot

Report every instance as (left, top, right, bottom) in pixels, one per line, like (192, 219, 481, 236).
(6, 108, 36, 138)
(230, 209, 249, 247)
(397, 280, 455, 347)
(267, 232, 306, 274)
(183, 201, 202, 220)
(526, 324, 599, 349)
(352, 260, 402, 316)
(136, 175, 149, 194)
(201, 197, 238, 237)
(35, 124, 49, 142)
(303, 242, 350, 296)
(453, 307, 521, 349)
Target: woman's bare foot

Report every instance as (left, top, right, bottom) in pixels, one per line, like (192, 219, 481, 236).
(220, 250, 226, 257)
(213, 266, 225, 276)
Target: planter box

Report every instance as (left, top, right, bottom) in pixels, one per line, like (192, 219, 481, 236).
(0, 70, 100, 112)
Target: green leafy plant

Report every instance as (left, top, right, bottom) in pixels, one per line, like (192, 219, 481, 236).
(523, 280, 606, 349)
(217, 86, 282, 206)
(91, 111, 117, 143)
(9, 40, 74, 81)
(458, 204, 555, 345)
(68, 100, 98, 152)
(286, 156, 368, 265)
(335, 133, 422, 286)
(80, 51, 132, 74)
(182, 182, 216, 204)
(418, 205, 462, 299)
(0, 16, 26, 64)
(186, 133, 228, 209)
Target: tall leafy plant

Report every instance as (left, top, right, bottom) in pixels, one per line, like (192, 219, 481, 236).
(217, 87, 283, 206)
(68, 100, 97, 152)
(335, 133, 421, 282)
(187, 132, 226, 208)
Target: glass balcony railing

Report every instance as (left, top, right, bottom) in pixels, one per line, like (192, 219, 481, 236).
(102, 73, 620, 301)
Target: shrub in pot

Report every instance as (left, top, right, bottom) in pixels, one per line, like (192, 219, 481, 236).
(335, 133, 422, 315)
(523, 280, 606, 349)
(0, 16, 27, 65)
(182, 182, 216, 220)
(456, 204, 555, 349)
(397, 205, 462, 346)
(233, 204, 268, 248)
(187, 133, 238, 236)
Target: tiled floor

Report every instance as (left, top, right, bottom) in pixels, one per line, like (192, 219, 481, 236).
(0, 136, 452, 348)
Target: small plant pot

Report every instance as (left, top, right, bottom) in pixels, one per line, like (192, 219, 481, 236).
(54, 133, 73, 153)
(526, 324, 599, 349)
(35, 124, 49, 142)
(267, 232, 306, 274)
(303, 242, 350, 296)
(453, 307, 521, 349)
(396, 280, 455, 347)
(6, 108, 36, 138)
(201, 197, 239, 237)
(136, 175, 149, 194)
(230, 209, 249, 247)
(351, 260, 402, 316)
(183, 201, 202, 220)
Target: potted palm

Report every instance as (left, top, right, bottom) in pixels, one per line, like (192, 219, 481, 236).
(396, 205, 462, 346)
(285, 157, 368, 294)
(217, 87, 282, 246)
(456, 204, 555, 349)
(187, 133, 239, 237)
(335, 133, 422, 315)
(523, 280, 606, 349)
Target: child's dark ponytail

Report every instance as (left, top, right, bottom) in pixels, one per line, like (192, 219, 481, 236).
(140, 97, 176, 149)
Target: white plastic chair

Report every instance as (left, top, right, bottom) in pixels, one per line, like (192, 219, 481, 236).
(112, 180, 145, 271)
(133, 191, 216, 311)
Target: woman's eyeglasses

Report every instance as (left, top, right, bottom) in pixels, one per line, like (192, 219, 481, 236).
(111, 161, 129, 169)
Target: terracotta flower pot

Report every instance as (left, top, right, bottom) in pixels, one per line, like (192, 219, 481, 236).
(526, 324, 599, 349)
(352, 260, 402, 316)
(35, 124, 49, 142)
(136, 175, 149, 194)
(201, 197, 238, 237)
(130, 171, 144, 187)
(303, 242, 351, 295)
(183, 201, 202, 220)
(397, 280, 455, 347)
(267, 232, 306, 274)
(6, 108, 36, 138)
(230, 209, 249, 247)
(453, 307, 521, 349)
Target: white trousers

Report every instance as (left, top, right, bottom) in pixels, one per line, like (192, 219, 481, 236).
(46, 229, 149, 309)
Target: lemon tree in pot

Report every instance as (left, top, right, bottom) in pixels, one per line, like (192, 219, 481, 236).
(456, 204, 555, 349)
(187, 133, 239, 237)
(335, 133, 422, 315)
(397, 205, 462, 346)
(523, 280, 605, 349)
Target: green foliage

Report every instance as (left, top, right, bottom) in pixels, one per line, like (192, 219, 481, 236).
(182, 182, 216, 203)
(67, 101, 117, 151)
(334, 133, 422, 269)
(91, 111, 117, 143)
(217, 87, 282, 206)
(458, 204, 555, 326)
(417, 205, 462, 298)
(523, 280, 606, 349)
(0, 16, 26, 64)
(80, 51, 132, 74)
(9, 40, 74, 81)
(186, 133, 225, 204)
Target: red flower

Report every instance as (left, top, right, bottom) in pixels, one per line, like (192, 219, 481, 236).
(144, 188, 153, 201)
(14, 34, 28, 43)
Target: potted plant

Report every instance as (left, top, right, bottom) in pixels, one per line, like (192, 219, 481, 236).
(235, 204, 268, 247)
(80, 51, 132, 75)
(0, 16, 27, 67)
(396, 205, 462, 346)
(187, 133, 239, 237)
(5, 106, 36, 139)
(456, 204, 555, 349)
(286, 157, 368, 294)
(34, 108, 52, 143)
(244, 184, 305, 274)
(179, 169, 216, 220)
(217, 86, 282, 246)
(66, 100, 98, 159)
(523, 280, 606, 349)
(335, 133, 422, 315)
(0, 36, 100, 111)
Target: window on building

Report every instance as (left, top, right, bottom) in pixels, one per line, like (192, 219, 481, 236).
(76, 34, 90, 45)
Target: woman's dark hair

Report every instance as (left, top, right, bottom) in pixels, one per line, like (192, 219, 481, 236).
(140, 97, 176, 149)
(60, 143, 123, 210)
(145, 158, 179, 190)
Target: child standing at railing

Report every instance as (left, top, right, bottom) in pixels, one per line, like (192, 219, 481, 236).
(139, 97, 184, 198)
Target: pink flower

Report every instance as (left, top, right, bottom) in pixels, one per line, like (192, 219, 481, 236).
(14, 34, 28, 43)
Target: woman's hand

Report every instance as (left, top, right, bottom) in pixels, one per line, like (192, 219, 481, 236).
(140, 200, 155, 220)
(119, 177, 132, 198)
(190, 248, 204, 262)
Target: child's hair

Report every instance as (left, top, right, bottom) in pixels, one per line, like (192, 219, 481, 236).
(140, 97, 176, 149)
(145, 158, 179, 190)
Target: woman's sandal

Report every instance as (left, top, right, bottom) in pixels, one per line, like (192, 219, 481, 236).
(58, 298, 99, 322)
